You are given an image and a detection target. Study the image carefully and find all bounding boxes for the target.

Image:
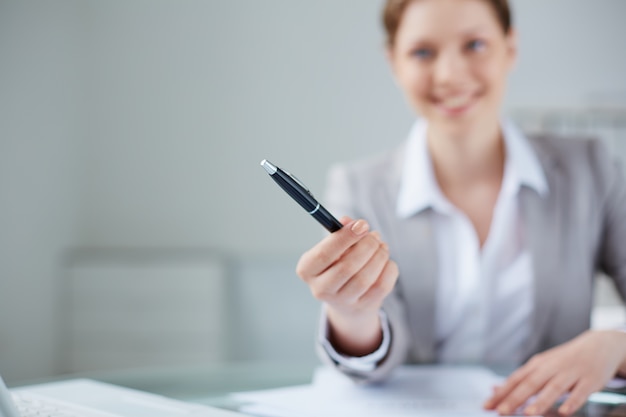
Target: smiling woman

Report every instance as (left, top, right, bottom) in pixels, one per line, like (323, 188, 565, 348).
(291, 0, 626, 416)
(384, 0, 517, 245)
(387, 0, 513, 148)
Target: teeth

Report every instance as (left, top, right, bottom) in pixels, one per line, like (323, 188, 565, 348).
(441, 96, 472, 109)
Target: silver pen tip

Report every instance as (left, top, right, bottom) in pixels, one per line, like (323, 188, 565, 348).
(260, 159, 277, 175)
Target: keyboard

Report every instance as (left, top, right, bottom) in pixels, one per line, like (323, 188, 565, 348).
(12, 393, 89, 417)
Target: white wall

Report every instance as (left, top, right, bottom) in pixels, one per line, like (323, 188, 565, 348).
(0, 1, 85, 382)
(79, 0, 406, 256)
(1, 0, 625, 383)
(508, 0, 626, 109)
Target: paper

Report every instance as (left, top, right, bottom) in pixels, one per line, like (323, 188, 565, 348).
(233, 365, 508, 417)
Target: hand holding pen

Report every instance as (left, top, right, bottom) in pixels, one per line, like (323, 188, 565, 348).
(261, 159, 399, 357)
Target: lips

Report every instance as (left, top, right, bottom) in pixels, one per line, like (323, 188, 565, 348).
(434, 92, 480, 116)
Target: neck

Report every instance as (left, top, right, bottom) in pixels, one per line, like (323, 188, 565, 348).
(427, 121, 505, 189)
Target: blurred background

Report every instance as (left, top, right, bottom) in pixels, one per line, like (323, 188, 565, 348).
(1, 0, 625, 384)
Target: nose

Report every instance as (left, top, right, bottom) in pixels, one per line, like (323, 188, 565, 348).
(433, 50, 469, 89)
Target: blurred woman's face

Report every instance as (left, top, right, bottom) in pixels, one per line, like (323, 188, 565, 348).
(388, 0, 516, 137)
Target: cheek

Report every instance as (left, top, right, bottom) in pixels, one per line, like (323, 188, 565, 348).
(476, 58, 510, 97)
(398, 66, 431, 103)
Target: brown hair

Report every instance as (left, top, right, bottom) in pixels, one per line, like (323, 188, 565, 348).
(382, 0, 512, 47)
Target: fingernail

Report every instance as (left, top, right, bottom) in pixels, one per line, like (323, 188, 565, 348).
(525, 406, 537, 415)
(351, 220, 369, 235)
(558, 405, 569, 415)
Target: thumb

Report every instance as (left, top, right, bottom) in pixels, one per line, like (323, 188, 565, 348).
(339, 216, 370, 236)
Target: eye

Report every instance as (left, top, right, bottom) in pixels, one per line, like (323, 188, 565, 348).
(466, 39, 486, 52)
(411, 47, 435, 60)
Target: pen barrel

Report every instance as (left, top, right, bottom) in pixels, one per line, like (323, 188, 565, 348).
(271, 168, 343, 233)
(271, 170, 318, 212)
(311, 205, 343, 233)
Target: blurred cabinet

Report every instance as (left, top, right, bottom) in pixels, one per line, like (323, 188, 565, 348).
(62, 250, 226, 373)
(511, 107, 626, 162)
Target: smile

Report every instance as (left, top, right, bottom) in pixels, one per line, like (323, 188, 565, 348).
(434, 93, 480, 116)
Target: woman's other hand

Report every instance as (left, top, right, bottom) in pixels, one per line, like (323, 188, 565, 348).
(484, 330, 626, 416)
(296, 217, 399, 356)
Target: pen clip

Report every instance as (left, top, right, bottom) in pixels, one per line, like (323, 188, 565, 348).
(284, 170, 314, 196)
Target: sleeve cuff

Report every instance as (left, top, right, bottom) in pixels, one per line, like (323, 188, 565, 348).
(318, 308, 391, 373)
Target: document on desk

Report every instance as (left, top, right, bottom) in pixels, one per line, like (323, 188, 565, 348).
(232, 365, 507, 417)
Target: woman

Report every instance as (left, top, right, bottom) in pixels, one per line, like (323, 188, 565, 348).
(295, 0, 626, 416)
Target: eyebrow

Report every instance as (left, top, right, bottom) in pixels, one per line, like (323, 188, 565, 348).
(457, 26, 491, 37)
(400, 24, 495, 49)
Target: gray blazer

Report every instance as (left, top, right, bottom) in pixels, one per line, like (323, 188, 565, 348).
(316, 134, 626, 382)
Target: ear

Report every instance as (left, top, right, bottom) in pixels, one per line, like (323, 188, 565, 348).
(505, 28, 518, 70)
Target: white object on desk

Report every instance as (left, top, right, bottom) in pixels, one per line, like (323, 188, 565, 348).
(4, 376, 243, 417)
(234, 366, 626, 417)
(233, 365, 511, 417)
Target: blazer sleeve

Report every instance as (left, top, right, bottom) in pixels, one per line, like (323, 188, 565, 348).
(315, 163, 411, 383)
(593, 140, 626, 301)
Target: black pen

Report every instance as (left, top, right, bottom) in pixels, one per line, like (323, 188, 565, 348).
(260, 159, 343, 233)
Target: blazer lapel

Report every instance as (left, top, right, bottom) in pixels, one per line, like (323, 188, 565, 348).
(520, 156, 564, 361)
(390, 210, 438, 363)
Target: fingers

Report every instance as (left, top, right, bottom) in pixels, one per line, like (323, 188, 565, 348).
(483, 385, 503, 411)
(333, 241, 390, 302)
(486, 327, 626, 417)
(296, 218, 395, 310)
(484, 355, 599, 417)
(558, 379, 601, 416)
(314, 233, 383, 298)
(484, 361, 537, 411)
(484, 355, 555, 415)
(523, 373, 575, 416)
(495, 374, 549, 415)
(296, 218, 371, 279)
(358, 258, 399, 305)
